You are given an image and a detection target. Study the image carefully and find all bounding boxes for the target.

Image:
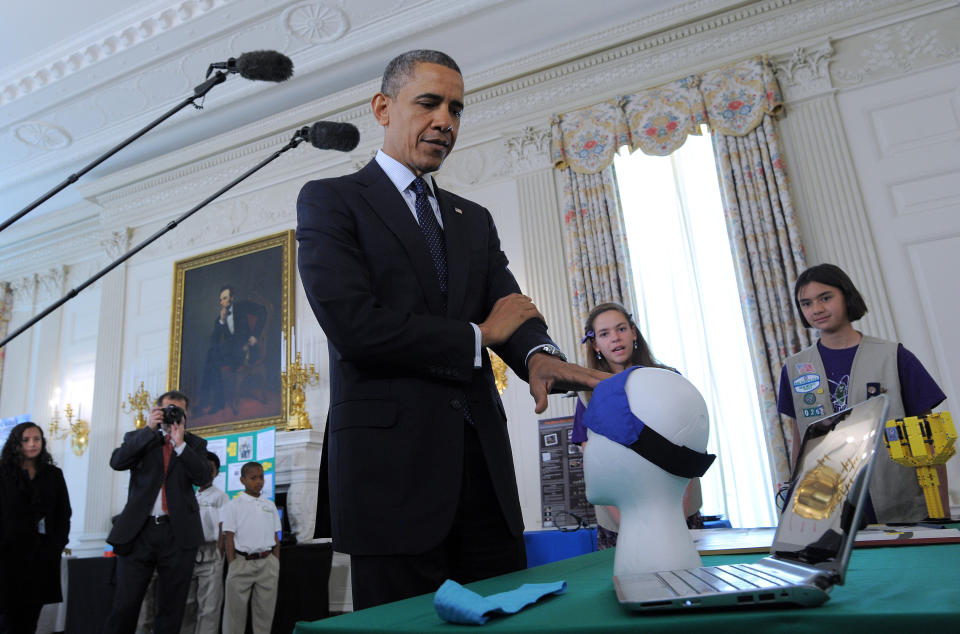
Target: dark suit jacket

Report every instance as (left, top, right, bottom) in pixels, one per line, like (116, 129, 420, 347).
(107, 427, 209, 550)
(296, 159, 557, 556)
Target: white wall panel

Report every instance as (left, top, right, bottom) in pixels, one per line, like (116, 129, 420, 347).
(837, 61, 960, 507)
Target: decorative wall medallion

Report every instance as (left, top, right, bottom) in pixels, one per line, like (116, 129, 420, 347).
(439, 146, 487, 187)
(285, 3, 349, 44)
(13, 122, 72, 149)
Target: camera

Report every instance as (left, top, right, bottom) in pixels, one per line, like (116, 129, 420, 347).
(162, 404, 185, 426)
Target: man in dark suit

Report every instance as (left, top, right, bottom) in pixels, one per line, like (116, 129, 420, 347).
(200, 285, 268, 414)
(103, 390, 209, 633)
(296, 50, 606, 609)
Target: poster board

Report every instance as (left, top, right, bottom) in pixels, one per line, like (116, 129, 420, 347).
(538, 416, 596, 529)
(0, 413, 30, 448)
(203, 426, 277, 500)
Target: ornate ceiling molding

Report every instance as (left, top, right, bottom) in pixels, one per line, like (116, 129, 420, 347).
(0, 0, 502, 195)
(830, 5, 960, 86)
(1, 0, 236, 107)
(0, 214, 101, 281)
(7, 0, 952, 278)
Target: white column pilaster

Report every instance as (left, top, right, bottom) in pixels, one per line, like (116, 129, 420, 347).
(775, 45, 897, 342)
(71, 230, 131, 556)
(516, 166, 576, 418)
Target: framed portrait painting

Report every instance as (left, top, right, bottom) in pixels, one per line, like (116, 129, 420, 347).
(168, 230, 293, 436)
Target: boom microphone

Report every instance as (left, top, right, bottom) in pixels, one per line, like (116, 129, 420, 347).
(306, 121, 360, 152)
(207, 50, 294, 82)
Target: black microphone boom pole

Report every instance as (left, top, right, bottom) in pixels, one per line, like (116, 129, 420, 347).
(0, 123, 337, 350)
(0, 51, 294, 235)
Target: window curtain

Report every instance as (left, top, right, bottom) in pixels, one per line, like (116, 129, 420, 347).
(0, 282, 12, 391)
(550, 101, 637, 362)
(550, 56, 811, 488)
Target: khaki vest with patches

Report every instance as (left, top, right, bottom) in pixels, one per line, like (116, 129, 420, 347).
(784, 335, 926, 523)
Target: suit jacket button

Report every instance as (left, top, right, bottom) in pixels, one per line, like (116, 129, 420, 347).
(450, 399, 462, 410)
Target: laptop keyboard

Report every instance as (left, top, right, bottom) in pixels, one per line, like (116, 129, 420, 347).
(658, 564, 795, 595)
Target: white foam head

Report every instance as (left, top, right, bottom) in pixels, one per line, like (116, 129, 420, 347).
(584, 367, 710, 577)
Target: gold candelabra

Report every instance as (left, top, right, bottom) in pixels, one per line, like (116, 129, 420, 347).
(122, 382, 153, 429)
(281, 351, 320, 431)
(49, 403, 90, 456)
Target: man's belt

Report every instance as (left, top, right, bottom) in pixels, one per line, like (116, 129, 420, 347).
(235, 549, 272, 560)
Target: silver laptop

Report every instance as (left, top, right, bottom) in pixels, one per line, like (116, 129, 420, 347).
(615, 394, 889, 611)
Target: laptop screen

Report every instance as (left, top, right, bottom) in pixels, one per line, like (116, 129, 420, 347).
(770, 395, 888, 580)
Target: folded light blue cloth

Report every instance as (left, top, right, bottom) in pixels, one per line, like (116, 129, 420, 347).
(434, 579, 567, 625)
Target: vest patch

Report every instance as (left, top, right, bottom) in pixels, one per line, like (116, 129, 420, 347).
(795, 363, 815, 374)
(793, 373, 821, 394)
(803, 405, 825, 418)
(803, 392, 816, 404)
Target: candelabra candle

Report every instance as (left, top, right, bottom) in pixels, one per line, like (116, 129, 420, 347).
(281, 350, 321, 431)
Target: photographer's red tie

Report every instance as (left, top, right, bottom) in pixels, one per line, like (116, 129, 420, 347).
(161, 436, 173, 514)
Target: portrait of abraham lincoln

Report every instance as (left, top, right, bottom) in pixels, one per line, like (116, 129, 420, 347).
(169, 231, 293, 435)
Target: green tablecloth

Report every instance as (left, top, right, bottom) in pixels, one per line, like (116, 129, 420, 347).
(295, 544, 960, 633)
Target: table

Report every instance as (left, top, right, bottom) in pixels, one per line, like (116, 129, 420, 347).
(294, 543, 960, 632)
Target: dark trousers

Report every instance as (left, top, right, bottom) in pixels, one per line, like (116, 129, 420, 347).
(0, 601, 42, 634)
(103, 520, 198, 634)
(350, 422, 526, 610)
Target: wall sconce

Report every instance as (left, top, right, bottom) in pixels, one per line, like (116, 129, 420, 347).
(122, 381, 153, 429)
(49, 392, 90, 456)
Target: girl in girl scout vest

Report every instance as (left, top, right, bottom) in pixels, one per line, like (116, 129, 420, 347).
(777, 264, 946, 524)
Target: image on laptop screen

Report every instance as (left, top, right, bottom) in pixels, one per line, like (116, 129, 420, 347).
(771, 396, 886, 571)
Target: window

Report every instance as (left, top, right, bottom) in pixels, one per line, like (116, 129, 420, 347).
(613, 130, 777, 527)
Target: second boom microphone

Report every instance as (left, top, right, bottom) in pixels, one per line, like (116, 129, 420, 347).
(304, 121, 360, 152)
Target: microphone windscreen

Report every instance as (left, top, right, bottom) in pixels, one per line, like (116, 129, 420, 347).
(235, 50, 294, 82)
(308, 122, 360, 152)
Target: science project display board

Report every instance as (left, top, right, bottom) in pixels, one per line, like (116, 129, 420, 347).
(538, 416, 596, 529)
(204, 426, 277, 500)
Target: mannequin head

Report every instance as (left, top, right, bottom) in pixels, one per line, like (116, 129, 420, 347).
(583, 367, 712, 577)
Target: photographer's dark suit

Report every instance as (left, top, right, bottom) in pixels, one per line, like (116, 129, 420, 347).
(103, 426, 208, 634)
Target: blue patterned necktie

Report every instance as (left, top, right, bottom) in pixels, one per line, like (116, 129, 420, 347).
(411, 177, 473, 424)
(410, 177, 448, 303)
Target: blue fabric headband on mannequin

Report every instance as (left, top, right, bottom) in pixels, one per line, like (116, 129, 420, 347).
(582, 366, 716, 478)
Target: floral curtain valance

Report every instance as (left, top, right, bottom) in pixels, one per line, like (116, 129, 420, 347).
(551, 56, 782, 174)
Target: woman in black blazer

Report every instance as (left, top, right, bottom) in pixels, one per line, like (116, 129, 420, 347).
(0, 422, 72, 634)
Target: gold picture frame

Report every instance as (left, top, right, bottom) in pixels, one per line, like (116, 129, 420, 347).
(168, 230, 294, 436)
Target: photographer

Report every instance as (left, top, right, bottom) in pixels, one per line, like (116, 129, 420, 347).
(103, 390, 209, 634)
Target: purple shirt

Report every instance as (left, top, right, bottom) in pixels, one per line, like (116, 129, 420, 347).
(777, 341, 945, 418)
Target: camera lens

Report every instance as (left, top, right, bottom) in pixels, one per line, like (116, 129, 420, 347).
(162, 404, 185, 425)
